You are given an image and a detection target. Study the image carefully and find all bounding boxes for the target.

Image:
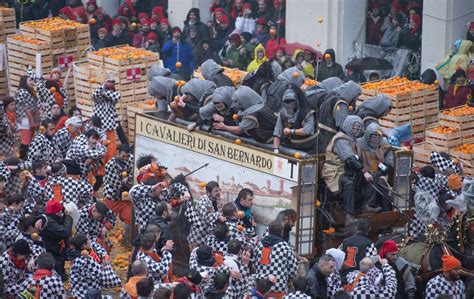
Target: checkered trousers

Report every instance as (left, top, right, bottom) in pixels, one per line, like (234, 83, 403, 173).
(0, 250, 31, 295)
(24, 270, 66, 298)
(425, 273, 465, 299)
(348, 264, 397, 299)
(70, 254, 102, 298)
(92, 85, 121, 131)
(253, 240, 298, 293)
(53, 127, 76, 159)
(0, 116, 17, 157)
(284, 291, 312, 298)
(103, 156, 134, 200)
(0, 208, 22, 248)
(187, 195, 220, 245)
(76, 203, 117, 242)
(90, 240, 122, 288)
(136, 249, 172, 283)
(28, 133, 57, 165)
(327, 271, 343, 297)
(44, 176, 94, 207)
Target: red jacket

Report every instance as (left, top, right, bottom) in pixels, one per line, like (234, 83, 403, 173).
(265, 37, 286, 59)
(444, 84, 474, 108)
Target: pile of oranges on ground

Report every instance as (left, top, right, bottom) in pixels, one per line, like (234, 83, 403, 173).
(441, 105, 474, 117)
(429, 126, 459, 134)
(21, 17, 85, 31)
(91, 46, 157, 61)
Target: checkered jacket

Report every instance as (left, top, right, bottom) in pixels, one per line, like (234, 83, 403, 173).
(205, 234, 230, 255)
(76, 203, 116, 242)
(14, 88, 38, 121)
(103, 156, 134, 200)
(44, 176, 94, 207)
(130, 184, 160, 232)
(70, 254, 103, 298)
(4, 160, 30, 198)
(53, 127, 77, 159)
(237, 213, 256, 238)
(0, 161, 11, 181)
(16, 232, 46, 262)
(407, 214, 427, 239)
(348, 264, 397, 299)
(23, 270, 66, 298)
(1, 249, 31, 295)
(84, 122, 106, 139)
(92, 85, 121, 131)
(65, 134, 107, 176)
(28, 133, 58, 165)
(0, 208, 22, 248)
(0, 115, 17, 157)
(90, 240, 122, 288)
(24, 177, 47, 207)
(425, 273, 465, 299)
(284, 291, 312, 298)
(253, 237, 298, 293)
(187, 195, 220, 245)
(26, 68, 56, 121)
(221, 254, 252, 299)
(327, 271, 343, 297)
(136, 249, 172, 283)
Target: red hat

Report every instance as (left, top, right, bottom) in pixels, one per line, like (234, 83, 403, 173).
(138, 12, 149, 20)
(469, 21, 474, 30)
(218, 15, 230, 26)
(256, 17, 266, 25)
(152, 6, 164, 19)
(391, 0, 403, 12)
(160, 18, 170, 26)
(379, 240, 398, 258)
(112, 18, 121, 26)
(276, 45, 285, 53)
(172, 27, 182, 34)
(442, 255, 461, 272)
(45, 199, 63, 215)
(150, 17, 159, 25)
(229, 33, 241, 46)
(59, 7, 76, 20)
(214, 8, 225, 15)
(147, 32, 158, 41)
(242, 3, 252, 11)
(140, 18, 150, 26)
(98, 27, 108, 34)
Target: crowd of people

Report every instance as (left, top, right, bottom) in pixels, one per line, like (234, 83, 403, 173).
(0, 0, 473, 298)
(366, 0, 423, 51)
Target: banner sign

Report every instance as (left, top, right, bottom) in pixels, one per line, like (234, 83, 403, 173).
(58, 55, 74, 68)
(126, 68, 142, 81)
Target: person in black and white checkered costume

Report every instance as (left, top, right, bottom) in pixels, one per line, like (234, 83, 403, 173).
(92, 81, 121, 131)
(28, 119, 59, 165)
(284, 276, 312, 299)
(0, 195, 27, 249)
(430, 151, 461, 175)
(129, 179, 168, 233)
(426, 255, 465, 299)
(66, 129, 107, 179)
(76, 202, 116, 243)
(253, 221, 298, 294)
(0, 97, 18, 158)
(3, 158, 30, 198)
(25, 67, 58, 121)
(53, 116, 84, 159)
(15, 214, 48, 266)
(0, 239, 32, 296)
(205, 222, 231, 255)
(136, 232, 173, 285)
(346, 257, 397, 299)
(187, 181, 223, 247)
(22, 252, 66, 298)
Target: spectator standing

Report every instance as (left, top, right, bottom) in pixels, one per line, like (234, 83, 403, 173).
(105, 19, 131, 47)
(187, 26, 204, 66)
(265, 25, 286, 59)
(444, 68, 474, 108)
(183, 8, 210, 41)
(255, 17, 270, 46)
(93, 27, 108, 50)
(247, 44, 268, 72)
(159, 18, 172, 42)
(366, 3, 384, 45)
(162, 27, 194, 80)
(380, 14, 402, 49)
(235, 3, 256, 35)
(398, 13, 422, 51)
(317, 49, 345, 81)
(213, 15, 234, 53)
(223, 33, 250, 71)
(132, 19, 151, 48)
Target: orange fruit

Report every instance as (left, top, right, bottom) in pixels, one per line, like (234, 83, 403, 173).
(318, 17, 324, 23)
(79, 100, 85, 105)
(38, 126, 46, 133)
(122, 171, 128, 177)
(105, 140, 111, 145)
(131, 22, 137, 28)
(293, 71, 299, 78)
(232, 114, 238, 120)
(235, 139, 241, 145)
(237, 225, 245, 231)
(174, 95, 180, 102)
(122, 191, 129, 197)
(315, 200, 321, 207)
(324, 53, 331, 59)
(236, 211, 245, 218)
(81, 250, 89, 257)
(31, 232, 39, 240)
(200, 181, 206, 187)
(294, 152, 301, 159)
(175, 61, 182, 69)
(89, 79, 96, 84)
(89, 18, 96, 25)
(50, 87, 56, 93)
(434, 80, 439, 85)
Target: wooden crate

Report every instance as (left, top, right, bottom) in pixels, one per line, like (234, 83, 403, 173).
(451, 144, 474, 177)
(126, 102, 157, 142)
(0, 8, 16, 43)
(425, 127, 462, 148)
(413, 142, 437, 167)
(439, 106, 474, 128)
(0, 70, 7, 97)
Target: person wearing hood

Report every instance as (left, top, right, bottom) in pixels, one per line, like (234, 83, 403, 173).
(357, 123, 394, 212)
(380, 13, 403, 49)
(183, 8, 210, 41)
(265, 67, 305, 114)
(265, 25, 286, 59)
(293, 49, 315, 79)
(346, 66, 367, 84)
(213, 86, 277, 143)
(188, 86, 235, 132)
(398, 13, 422, 51)
(171, 79, 216, 122)
(444, 68, 474, 108)
(247, 44, 268, 72)
(306, 254, 337, 299)
(254, 221, 298, 296)
(212, 15, 234, 52)
(162, 27, 194, 80)
(273, 86, 318, 153)
(148, 76, 179, 106)
(222, 33, 250, 71)
(317, 49, 345, 82)
(325, 248, 345, 297)
(148, 64, 184, 81)
(305, 77, 343, 114)
(242, 60, 275, 95)
(235, 3, 256, 34)
(187, 26, 204, 67)
(200, 59, 235, 87)
(196, 40, 223, 66)
(355, 94, 392, 127)
(379, 240, 416, 299)
(321, 115, 369, 224)
(317, 80, 362, 153)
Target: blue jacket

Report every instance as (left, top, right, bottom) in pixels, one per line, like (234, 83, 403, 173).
(162, 39, 195, 77)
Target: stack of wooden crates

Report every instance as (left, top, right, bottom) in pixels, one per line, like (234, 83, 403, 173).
(6, 17, 90, 105)
(0, 7, 16, 97)
(74, 45, 158, 141)
(359, 78, 439, 140)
